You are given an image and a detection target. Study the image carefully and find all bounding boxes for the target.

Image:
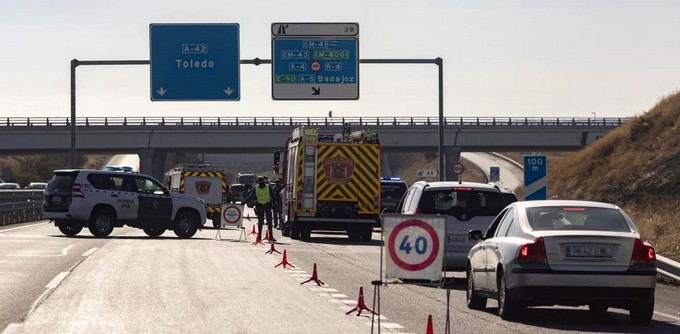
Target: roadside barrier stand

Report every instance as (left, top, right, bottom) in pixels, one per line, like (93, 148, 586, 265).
(251, 236, 265, 247)
(345, 287, 378, 316)
(263, 230, 271, 242)
(300, 263, 325, 286)
(274, 249, 295, 268)
(426, 314, 433, 334)
(265, 242, 281, 255)
(249, 224, 258, 236)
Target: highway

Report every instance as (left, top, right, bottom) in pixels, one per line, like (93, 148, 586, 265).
(460, 152, 524, 192)
(2, 213, 680, 334)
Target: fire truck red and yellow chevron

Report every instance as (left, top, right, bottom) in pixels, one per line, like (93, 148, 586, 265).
(293, 143, 380, 214)
(179, 171, 228, 213)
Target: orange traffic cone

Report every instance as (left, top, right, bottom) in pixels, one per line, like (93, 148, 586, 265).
(426, 314, 433, 334)
(274, 249, 295, 268)
(249, 224, 258, 235)
(300, 263, 325, 286)
(265, 242, 281, 255)
(345, 287, 378, 316)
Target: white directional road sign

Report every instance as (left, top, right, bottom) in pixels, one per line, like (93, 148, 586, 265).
(417, 169, 438, 177)
(271, 22, 359, 100)
(150, 23, 240, 101)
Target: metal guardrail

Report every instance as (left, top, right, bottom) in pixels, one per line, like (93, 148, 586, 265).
(0, 190, 44, 226)
(656, 255, 680, 282)
(0, 116, 631, 127)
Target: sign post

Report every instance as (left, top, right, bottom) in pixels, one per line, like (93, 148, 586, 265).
(271, 22, 359, 100)
(150, 23, 240, 101)
(524, 155, 547, 200)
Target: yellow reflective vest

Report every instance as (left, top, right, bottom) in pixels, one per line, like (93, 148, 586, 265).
(254, 185, 270, 204)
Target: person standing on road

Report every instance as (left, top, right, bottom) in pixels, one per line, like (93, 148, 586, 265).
(244, 176, 276, 242)
(271, 179, 283, 229)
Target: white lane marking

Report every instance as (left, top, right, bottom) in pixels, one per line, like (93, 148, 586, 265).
(61, 245, 74, 256)
(46, 271, 70, 289)
(0, 221, 49, 233)
(1, 323, 21, 334)
(81, 247, 98, 257)
(655, 311, 680, 322)
(331, 293, 348, 298)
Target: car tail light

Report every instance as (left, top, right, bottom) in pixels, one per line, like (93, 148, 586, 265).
(71, 183, 85, 198)
(631, 238, 656, 266)
(517, 237, 547, 264)
(414, 207, 421, 214)
(374, 196, 379, 210)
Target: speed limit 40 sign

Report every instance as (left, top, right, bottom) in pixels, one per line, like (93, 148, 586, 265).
(382, 214, 446, 281)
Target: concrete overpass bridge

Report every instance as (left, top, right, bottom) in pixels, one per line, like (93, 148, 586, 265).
(0, 116, 630, 180)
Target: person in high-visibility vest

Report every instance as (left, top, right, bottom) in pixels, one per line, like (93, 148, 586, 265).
(244, 176, 276, 242)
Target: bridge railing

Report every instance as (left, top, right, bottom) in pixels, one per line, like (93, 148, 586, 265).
(0, 116, 631, 127)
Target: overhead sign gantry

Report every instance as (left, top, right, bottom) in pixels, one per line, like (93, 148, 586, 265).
(271, 22, 359, 100)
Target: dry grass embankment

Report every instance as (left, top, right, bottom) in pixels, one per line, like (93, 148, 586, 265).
(549, 92, 680, 261)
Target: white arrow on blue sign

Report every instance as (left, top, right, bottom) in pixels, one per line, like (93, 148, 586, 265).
(150, 23, 240, 101)
(524, 155, 547, 200)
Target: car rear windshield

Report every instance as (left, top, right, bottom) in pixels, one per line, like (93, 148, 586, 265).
(46, 173, 77, 192)
(526, 206, 631, 232)
(418, 188, 506, 216)
(381, 182, 407, 199)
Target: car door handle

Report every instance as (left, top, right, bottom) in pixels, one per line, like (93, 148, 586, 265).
(111, 194, 119, 198)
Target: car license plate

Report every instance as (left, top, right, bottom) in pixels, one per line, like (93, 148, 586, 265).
(565, 244, 612, 258)
(52, 196, 61, 204)
(448, 234, 469, 243)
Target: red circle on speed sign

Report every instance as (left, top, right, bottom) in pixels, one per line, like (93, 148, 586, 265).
(222, 205, 242, 225)
(388, 219, 440, 271)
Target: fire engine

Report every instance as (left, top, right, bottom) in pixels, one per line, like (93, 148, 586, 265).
(164, 164, 229, 228)
(273, 126, 380, 241)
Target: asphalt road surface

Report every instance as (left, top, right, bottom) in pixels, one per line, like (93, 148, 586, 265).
(2, 213, 680, 334)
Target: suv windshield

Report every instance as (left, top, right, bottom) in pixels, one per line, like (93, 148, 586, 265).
(418, 188, 506, 217)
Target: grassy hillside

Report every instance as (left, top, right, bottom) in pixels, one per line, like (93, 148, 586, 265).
(549, 91, 680, 260)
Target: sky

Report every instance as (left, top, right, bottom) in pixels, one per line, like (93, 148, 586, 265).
(2, 0, 680, 120)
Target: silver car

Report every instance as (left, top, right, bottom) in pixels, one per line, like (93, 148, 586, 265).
(466, 200, 656, 323)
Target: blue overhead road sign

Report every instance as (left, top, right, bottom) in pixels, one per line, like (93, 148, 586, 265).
(524, 155, 547, 200)
(150, 23, 240, 101)
(271, 22, 359, 100)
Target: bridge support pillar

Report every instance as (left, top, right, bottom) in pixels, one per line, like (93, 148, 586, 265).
(380, 152, 392, 177)
(138, 149, 168, 181)
(444, 147, 462, 181)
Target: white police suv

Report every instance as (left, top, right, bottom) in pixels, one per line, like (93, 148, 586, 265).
(42, 169, 207, 238)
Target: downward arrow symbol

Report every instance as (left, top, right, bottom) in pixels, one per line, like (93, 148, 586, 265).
(224, 87, 234, 96)
(156, 87, 167, 96)
(312, 87, 320, 95)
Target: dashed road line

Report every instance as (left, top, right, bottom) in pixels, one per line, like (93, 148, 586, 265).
(46, 271, 70, 289)
(81, 247, 98, 257)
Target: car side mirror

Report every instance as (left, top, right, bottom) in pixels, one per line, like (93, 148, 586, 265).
(468, 229, 484, 241)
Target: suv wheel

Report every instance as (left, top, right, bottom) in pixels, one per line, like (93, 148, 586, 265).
(58, 223, 83, 237)
(143, 224, 166, 238)
(174, 211, 198, 239)
(89, 209, 115, 238)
